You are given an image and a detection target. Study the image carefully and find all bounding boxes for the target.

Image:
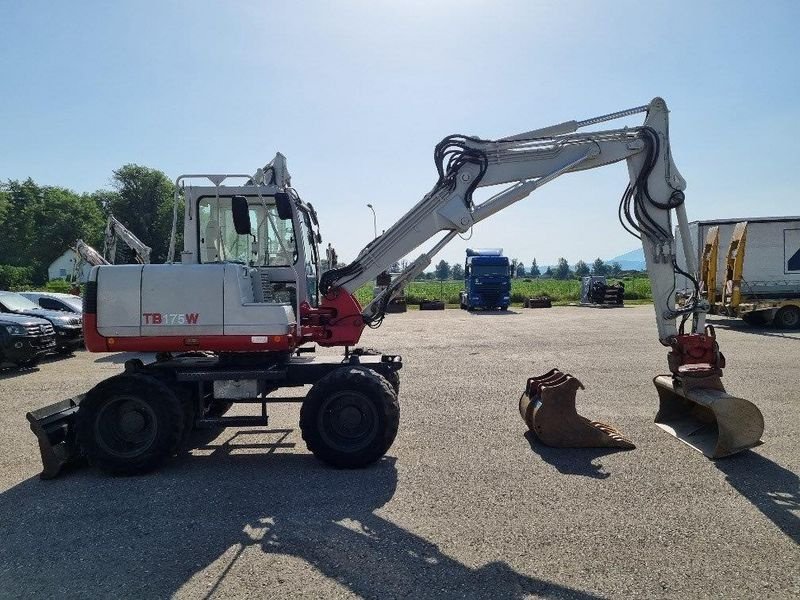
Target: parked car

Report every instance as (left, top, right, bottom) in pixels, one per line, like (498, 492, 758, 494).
(0, 291, 83, 354)
(0, 313, 56, 368)
(19, 291, 82, 314)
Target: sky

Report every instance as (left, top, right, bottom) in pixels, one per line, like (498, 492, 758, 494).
(1, 0, 799, 267)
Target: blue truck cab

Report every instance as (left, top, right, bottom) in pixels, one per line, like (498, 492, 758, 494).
(459, 248, 512, 311)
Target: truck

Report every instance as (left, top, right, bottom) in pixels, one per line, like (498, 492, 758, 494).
(675, 217, 800, 329)
(459, 248, 511, 311)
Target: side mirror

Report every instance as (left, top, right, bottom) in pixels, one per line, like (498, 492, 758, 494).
(231, 195, 252, 235)
(275, 192, 293, 220)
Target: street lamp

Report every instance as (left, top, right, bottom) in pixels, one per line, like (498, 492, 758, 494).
(366, 203, 377, 239)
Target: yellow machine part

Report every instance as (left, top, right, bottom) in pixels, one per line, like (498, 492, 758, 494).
(722, 221, 748, 310)
(700, 226, 720, 306)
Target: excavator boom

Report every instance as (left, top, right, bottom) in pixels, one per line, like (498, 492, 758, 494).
(320, 97, 762, 457)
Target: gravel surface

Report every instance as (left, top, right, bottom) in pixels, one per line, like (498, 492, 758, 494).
(0, 306, 797, 599)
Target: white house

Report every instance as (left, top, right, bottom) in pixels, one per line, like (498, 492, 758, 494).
(48, 249, 92, 283)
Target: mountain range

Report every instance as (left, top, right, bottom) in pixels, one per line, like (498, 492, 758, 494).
(606, 248, 645, 271)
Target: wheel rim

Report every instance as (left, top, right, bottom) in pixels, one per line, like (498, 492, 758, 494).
(779, 308, 799, 328)
(94, 395, 158, 458)
(318, 390, 379, 452)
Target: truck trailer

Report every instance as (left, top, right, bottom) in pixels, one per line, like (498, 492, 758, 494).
(675, 217, 800, 328)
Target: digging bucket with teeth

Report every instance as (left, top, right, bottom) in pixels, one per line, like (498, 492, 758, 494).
(519, 369, 634, 449)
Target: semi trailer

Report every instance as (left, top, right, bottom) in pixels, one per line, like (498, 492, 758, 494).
(676, 217, 800, 328)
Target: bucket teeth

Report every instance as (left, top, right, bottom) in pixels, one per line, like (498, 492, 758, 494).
(519, 369, 634, 450)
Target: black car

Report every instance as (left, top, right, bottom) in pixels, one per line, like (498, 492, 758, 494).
(0, 291, 83, 354)
(0, 313, 57, 368)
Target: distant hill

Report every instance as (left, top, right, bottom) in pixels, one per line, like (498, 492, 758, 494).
(607, 248, 645, 271)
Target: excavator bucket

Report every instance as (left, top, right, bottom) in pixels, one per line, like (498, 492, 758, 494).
(519, 369, 634, 449)
(653, 375, 763, 458)
(25, 395, 84, 479)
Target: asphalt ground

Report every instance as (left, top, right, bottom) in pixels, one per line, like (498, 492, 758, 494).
(0, 306, 797, 599)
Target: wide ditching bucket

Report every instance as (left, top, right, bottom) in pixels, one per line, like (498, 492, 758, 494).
(653, 374, 763, 458)
(519, 369, 634, 449)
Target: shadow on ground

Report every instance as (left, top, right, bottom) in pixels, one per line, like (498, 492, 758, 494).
(714, 449, 800, 544)
(708, 317, 800, 340)
(0, 364, 40, 379)
(93, 351, 157, 364)
(467, 309, 520, 316)
(524, 431, 629, 480)
(0, 433, 604, 599)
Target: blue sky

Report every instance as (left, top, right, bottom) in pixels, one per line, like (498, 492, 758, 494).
(1, 1, 798, 267)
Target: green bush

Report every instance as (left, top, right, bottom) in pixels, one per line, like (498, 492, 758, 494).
(44, 279, 74, 293)
(0, 265, 34, 290)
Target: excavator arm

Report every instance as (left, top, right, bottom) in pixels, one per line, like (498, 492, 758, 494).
(104, 214, 152, 264)
(321, 98, 695, 344)
(319, 98, 763, 458)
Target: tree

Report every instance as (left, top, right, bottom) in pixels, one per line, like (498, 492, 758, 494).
(574, 260, 590, 278)
(529, 258, 540, 278)
(592, 257, 607, 276)
(610, 262, 622, 277)
(515, 262, 526, 278)
(108, 165, 178, 262)
(542, 266, 553, 278)
(451, 263, 464, 280)
(510, 258, 519, 278)
(552, 257, 571, 280)
(0, 179, 105, 283)
(434, 260, 450, 280)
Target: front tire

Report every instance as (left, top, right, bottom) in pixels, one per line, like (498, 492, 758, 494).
(300, 367, 399, 468)
(77, 374, 184, 475)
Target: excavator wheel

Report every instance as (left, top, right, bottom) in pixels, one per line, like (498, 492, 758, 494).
(77, 374, 184, 475)
(301, 366, 399, 468)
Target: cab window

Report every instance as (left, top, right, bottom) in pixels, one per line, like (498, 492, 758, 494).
(198, 196, 297, 266)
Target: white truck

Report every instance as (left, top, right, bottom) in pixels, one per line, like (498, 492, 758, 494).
(675, 216, 800, 328)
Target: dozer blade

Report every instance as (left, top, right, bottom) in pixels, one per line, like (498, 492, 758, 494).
(519, 369, 634, 449)
(25, 395, 84, 479)
(653, 375, 763, 458)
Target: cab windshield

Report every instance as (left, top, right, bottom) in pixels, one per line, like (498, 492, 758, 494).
(470, 264, 509, 276)
(198, 196, 297, 265)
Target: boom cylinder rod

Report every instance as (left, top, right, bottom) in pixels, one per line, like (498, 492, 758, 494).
(472, 150, 594, 223)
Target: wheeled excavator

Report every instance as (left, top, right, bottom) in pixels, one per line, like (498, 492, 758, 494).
(68, 216, 152, 283)
(27, 98, 764, 479)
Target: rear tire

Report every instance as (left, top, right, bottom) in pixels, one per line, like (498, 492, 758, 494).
(774, 305, 800, 330)
(77, 374, 184, 475)
(300, 366, 399, 468)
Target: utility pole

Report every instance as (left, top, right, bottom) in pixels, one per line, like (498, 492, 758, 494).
(366, 204, 377, 239)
